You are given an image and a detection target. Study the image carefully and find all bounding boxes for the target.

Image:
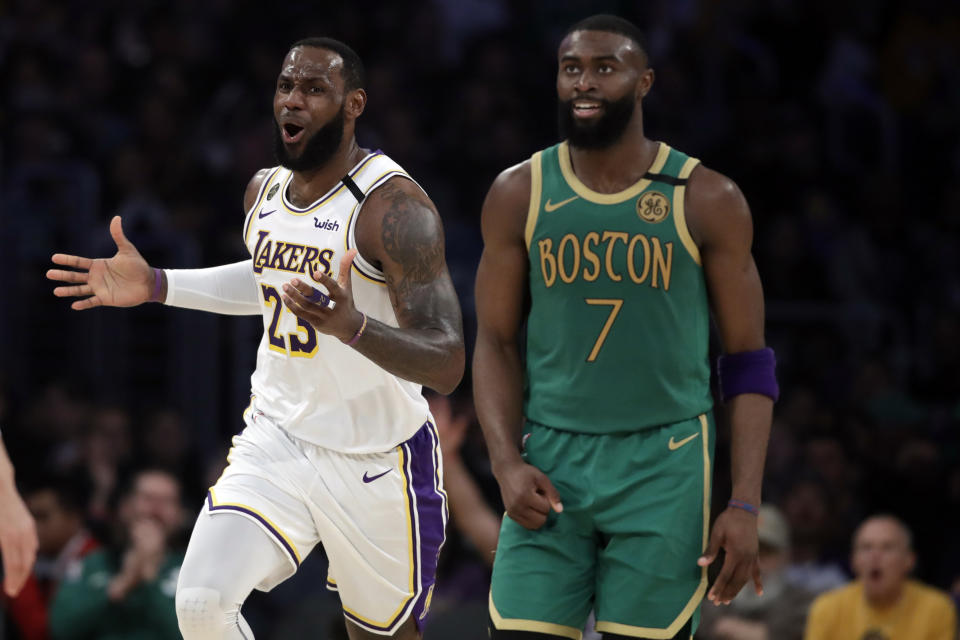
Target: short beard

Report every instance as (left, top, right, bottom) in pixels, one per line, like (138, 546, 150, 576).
(274, 105, 345, 172)
(558, 93, 635, 150)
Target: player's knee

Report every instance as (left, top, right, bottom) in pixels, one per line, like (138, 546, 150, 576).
(175, 586, 234, 639)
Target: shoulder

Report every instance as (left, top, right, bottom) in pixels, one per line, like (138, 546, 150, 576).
(486, 158, 533, 208)
(355, 175, 444, 267)
(480, 158, 534, 242)
(684, 163, 752, 249)
(908, 580, 956, 611)
(810, 581, 857, 613)
(362, 175, 440, 228)
(243, 167, 278, 214)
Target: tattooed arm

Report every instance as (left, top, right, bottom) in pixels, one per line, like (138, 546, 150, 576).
(350, 178, 465, 392)
(282, 176, 465, 394)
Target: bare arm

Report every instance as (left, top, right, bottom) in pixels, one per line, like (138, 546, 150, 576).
(688, 165, 773, 604)
(472, 163, 562, 530)
(0, 437, 37, 596)
(693, 166, 772, 508)
(47, 169, 272, 309)
(473, 164, 530, 473)
(281, 177, 464, 394)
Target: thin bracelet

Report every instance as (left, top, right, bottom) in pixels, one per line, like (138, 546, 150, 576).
(343, 312, 367, 346)
(727, 499, 759, 516)
(151, 268, 163, 302)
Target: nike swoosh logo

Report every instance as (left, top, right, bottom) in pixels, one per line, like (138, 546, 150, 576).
(258, 209, 277, 219)
(544, 196, 579, 212)
(668, 433, 700, 451)
(362, 469, 392, 483)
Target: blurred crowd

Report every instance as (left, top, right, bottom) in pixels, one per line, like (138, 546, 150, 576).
(1, 0, 959, 638)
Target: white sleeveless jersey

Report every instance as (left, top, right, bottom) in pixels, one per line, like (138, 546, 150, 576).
(241, 151, 430, 452)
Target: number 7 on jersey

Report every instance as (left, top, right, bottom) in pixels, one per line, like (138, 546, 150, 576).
(584, 298, 623, 362)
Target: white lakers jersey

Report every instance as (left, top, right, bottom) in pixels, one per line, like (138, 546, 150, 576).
(241, 151, 430, 452)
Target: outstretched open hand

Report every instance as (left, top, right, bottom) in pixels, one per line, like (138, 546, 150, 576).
(47, 216, 154, 310)
(282, 249, 365, 343)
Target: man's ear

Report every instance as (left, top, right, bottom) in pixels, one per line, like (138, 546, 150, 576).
(345, 88, 367, 120)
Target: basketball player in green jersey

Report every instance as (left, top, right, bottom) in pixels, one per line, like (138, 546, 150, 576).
(474, 15, 778, 640)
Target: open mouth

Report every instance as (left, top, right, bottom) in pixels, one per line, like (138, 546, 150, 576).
(282, 123, 305, 144)
(572, 100, 604, 119)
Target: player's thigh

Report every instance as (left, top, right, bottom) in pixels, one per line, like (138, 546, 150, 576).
(204, 413, 325, 587)
(489, 513, 595, 638)
(177, 506, 292, 604)
(592, 414, 713, 638)
(311, 420, 446, 637)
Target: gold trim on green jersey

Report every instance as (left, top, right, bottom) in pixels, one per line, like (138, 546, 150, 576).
(671, 157, 702, 265)
(488, 593, 583, 640)
(558, 141, 670, 204)
(524, 152, 544, 250)
(594, 413, 710, 639)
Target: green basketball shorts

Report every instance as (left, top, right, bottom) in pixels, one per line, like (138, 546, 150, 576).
(489, 413, 714, 639)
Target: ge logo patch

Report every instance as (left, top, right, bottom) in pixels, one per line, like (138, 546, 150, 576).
(637, 191, 670, 223)
(266, 183, 280, 200)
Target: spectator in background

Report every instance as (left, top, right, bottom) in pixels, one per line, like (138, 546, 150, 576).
(804, 514, 957, 640)
(782, 476, 848, 594)
(429, 391, 500, 566)
(49, 468, 185, 640)
(6, 473, 99, 640)
(424, 390, 500, 640)
(0, 436, 39, 596)
(698, 505, 815, 640)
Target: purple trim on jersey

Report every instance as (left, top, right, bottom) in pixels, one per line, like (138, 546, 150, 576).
(408, 422, 447, 629)
(282, 152, 382, 213)
(205, 491, 300, 567)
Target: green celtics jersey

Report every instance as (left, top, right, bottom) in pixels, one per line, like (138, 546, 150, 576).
(524, 141, 713, 433)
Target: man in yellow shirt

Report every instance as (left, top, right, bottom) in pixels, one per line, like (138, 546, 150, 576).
(804, 515, 957, 640)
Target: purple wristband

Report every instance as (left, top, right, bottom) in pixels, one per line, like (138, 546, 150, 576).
(728, 499, 759, 516)
(343, 313, 367, 346)
(717, 347, 779, 403)
(151, 268, 163, 302)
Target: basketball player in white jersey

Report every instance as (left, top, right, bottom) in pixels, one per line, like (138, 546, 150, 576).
(47, 38, 464, 640)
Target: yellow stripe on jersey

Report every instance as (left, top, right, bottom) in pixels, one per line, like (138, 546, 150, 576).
(524, 151, 543, 250)
(558, 140, 671, 205)
(489, 593, 583, 640)
(671, 157, 702, 265)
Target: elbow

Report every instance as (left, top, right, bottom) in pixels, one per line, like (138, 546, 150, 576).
(430, 342, 465, 395)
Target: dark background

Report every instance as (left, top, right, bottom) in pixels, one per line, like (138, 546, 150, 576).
(2, 0, 959, 637)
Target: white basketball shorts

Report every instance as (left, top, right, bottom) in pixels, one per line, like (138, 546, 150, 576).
(207, 407, 448, 635)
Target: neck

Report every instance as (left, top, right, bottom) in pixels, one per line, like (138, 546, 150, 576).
(567, 116, 657, 194)
(864, 582, 906, 610)
(287, 137, 365, 207)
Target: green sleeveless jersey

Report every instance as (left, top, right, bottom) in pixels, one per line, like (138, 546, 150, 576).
(523, 141, 713, 433)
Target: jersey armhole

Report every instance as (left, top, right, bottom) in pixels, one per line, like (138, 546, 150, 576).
(243, 167, 282, 246)
(523, 151, 543, 250)
(673, 157, 702, 265)
(346, 172, 414, 284)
